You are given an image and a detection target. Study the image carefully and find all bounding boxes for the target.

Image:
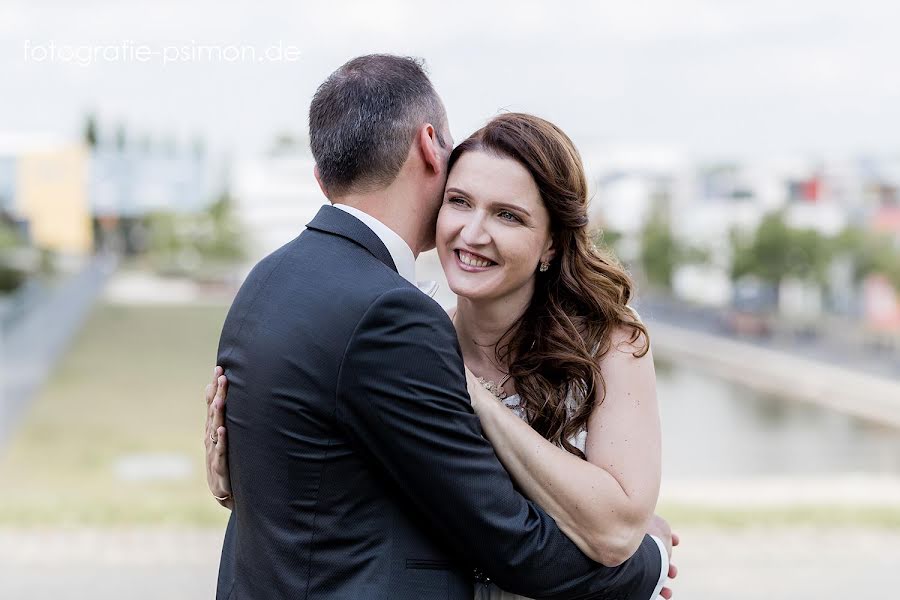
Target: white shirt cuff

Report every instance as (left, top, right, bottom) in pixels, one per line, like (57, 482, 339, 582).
(647, 535, 669, 600)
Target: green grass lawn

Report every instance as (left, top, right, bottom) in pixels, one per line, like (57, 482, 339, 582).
(0, 302, 232, 527)
(3, 300, 898, 529)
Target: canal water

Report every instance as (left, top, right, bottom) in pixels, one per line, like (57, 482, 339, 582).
(656, 360, 900, 479)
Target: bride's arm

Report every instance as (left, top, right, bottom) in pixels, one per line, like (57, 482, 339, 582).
(470, 326, 662, 567)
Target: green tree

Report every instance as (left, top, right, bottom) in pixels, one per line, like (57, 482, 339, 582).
(115, 123, 127, 152)
(639, 210, 709, 290)
(144, 187, 245, 277)
(83, 113, 99, 148)
(730, 212, 833, 290)
(834, 226, 900, 289)
(192, 136, 206, 160)
(640, 211, 678, 289)
(0, 219, 27, 293)
(593, 228, 622, 254)
(199, 188, 246, 264)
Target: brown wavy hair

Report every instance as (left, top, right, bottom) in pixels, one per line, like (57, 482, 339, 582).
(448, 113, 650, 458)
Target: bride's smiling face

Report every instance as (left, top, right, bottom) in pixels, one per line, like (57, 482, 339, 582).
(436, 150, 555, 303)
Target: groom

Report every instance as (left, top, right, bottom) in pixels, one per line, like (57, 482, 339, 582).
(212, 54, 671, 599)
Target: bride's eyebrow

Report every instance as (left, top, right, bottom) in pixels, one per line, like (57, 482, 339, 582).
(445, 186, 470, 198)
(446, 187, 531, 216)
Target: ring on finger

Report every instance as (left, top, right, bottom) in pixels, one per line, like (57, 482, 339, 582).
(209, 431, 219, 444)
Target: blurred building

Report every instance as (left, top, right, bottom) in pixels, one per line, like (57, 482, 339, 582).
(89, 144, 209, 253)
(869, 160, 900, 241)
(0, 134, 93, 255)
(866, 198, 900, 332)
(583, 144, 693, 264)
(232, 151, 326, 267)
(781, 159, 864, 236)
(863, 275, 900, 333)
(0, 155, 15, 215)
(672, 162, 773, 308)
(581, 148, 900, 325)
(0, 131, 211, 257)
(90, 149, 207, 218)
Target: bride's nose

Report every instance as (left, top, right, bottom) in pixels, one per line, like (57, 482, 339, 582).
(460, 213, 491, 246)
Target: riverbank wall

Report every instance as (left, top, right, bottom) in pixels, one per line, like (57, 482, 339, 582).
(648, 319, 900, 430)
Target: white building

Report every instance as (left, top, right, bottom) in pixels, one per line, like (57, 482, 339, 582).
(582, 144, 693, 264)
(232, 153, 327, 268)
(90, 148, 208, 218)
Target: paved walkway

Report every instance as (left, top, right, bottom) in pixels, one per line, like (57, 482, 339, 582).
(1, 527, 897, 599)
(0, 529, 220, 599)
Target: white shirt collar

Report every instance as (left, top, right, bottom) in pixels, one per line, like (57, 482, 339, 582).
(332, 203, 417, 285)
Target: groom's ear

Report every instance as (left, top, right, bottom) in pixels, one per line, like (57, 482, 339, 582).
(416, 124, 444, 177)
(313, 165, 330, 199)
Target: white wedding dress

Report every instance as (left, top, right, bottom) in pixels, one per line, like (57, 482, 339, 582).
(474, 392, 587, 600)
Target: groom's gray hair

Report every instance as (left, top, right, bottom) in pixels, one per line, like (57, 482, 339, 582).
(309, 54, 448, 196)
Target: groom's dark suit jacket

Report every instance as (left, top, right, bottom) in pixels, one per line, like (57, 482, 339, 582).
(215, 205, 662, 599)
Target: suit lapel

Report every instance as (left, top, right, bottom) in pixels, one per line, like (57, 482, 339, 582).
(305, 205, 398, 274)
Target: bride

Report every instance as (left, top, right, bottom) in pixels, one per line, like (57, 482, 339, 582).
(205, 112, 677, 599)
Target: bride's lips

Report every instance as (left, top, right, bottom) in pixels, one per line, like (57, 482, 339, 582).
(454, 249, 497, 273)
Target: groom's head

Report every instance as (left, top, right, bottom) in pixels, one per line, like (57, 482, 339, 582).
(309, 54, 452, 249)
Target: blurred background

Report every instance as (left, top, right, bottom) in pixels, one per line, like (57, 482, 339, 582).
(2, 1, 899, 598)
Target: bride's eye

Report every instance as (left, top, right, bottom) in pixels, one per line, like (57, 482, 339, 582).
(498, 210, 521, 223)
(447, 196, 468, 206)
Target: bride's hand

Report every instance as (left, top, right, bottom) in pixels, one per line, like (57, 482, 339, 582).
(463, 366, 481, 410)
(463, 365, 498, 413)
(205, 366, 233, 509)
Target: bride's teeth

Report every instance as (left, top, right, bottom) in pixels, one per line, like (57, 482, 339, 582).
(459, 251, 491, 268)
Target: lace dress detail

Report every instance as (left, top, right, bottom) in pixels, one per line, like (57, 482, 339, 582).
(474, 393, 586, 600)
(501, 393, 587, 452)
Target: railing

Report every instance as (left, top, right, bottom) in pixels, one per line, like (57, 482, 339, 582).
(0, 278, 48, 337)
(0, 253, 118, 446)
(2, 254, 117, 339)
